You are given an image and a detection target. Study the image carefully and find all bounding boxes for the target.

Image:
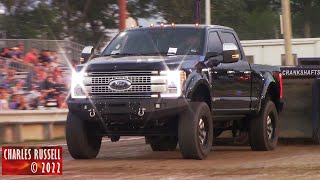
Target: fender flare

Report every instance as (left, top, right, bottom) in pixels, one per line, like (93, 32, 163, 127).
(185, 71, 211, 100)
(257, 72, 277, 112)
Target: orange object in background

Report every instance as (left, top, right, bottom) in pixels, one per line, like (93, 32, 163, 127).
(118, 0, 127, 31)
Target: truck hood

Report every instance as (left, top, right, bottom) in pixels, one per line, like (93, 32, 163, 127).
(85, 55, 201, 72)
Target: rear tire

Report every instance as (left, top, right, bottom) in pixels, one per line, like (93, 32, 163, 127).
(249, 99, 279, 151)
(178, 102, 213, 160)
(66, 112, 102, 159)
(146, 136, 178, 151)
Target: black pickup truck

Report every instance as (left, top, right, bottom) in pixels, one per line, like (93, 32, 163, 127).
(67, 25, 283, 160)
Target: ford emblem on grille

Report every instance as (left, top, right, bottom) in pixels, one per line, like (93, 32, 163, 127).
(109, 79, 131, 91)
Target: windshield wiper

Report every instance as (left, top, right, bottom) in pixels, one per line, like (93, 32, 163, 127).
(139, 52, 173, 56)
(110, 53, 139, 57)
(107, 52, 177, 57)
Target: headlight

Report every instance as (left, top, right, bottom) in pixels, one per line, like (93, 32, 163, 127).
(71, 70, 86, 99)
(160, 70, 186, 98)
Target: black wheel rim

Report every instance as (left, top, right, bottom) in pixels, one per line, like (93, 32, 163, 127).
(266, 114, 275, 140)
(198, 116, 209, 147)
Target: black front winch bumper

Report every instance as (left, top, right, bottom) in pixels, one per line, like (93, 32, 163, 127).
(68, 98, 189, 123)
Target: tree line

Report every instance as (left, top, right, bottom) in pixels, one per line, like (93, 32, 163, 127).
(0, 0, 319, 46)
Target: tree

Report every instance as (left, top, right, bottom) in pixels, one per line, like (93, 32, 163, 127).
(0, 0, 63, 39)
(270, 0, 320, 38)
(152, 0, 279, 40)
(0, 0, 155, 47)
(153, 0, 198, 24)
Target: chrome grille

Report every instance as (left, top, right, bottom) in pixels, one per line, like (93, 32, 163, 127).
(84, 71, 165, 98)
(88, 85, 151, 94)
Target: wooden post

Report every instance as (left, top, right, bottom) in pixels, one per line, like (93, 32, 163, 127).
(205, 0, 211, 25)
(281, 0, 294, 65)
(43, 123, 54, 140)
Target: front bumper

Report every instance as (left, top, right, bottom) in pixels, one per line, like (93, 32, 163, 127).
(68, 98, 189, 123)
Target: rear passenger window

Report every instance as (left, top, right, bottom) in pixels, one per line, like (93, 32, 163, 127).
(207, 32, 223, 53)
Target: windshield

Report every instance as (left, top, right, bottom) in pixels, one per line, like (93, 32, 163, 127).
(102, 28, 205, 56)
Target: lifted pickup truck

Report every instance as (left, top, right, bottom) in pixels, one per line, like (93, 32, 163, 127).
(67, 25, 283, 160)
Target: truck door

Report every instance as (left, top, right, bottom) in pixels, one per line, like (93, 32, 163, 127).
(206, 31, 231, 112)
(219, 31, 252, 111)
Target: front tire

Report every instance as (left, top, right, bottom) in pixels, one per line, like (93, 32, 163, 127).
(178, 102, 213, 160)
(249, 99, 279, 151)
(66, 112, 102, 159)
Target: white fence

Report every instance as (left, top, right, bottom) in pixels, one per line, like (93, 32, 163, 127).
(241, 38, 320, 66)
(0, 110, 68, 143)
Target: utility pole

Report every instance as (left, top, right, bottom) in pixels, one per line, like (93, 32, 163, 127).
(118, 0, 126, 31)
(281, 0, 294, 66)
(205, 0, 211, 25)
(194, 0, 201, 23)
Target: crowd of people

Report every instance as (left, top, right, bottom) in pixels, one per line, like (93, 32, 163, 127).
(0, 44, 78, 110)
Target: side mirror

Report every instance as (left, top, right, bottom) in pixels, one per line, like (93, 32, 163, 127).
(223, 43, 240, 63)
(204, 51, 222, 67)
(204, 52, 220, 61)
(80, 46, 94, 64)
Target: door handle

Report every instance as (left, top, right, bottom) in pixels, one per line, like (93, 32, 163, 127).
(227, 70, 235, 77)
(244, 71, 251, 76)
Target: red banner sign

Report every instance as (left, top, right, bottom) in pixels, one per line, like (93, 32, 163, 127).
(2, 146, 63, 175)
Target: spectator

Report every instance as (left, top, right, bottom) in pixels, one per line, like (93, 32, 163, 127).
(50, 51, 58, 61)
(9, 94, 19, 110)
(53, 66, 63, 78)
(0, 64, 7, 83)
(50, 56, 60, 68)
(34, 64, 48, 82)
(0, 48, 12, 58)
(54, 76, 66, 95)
(1, 87, 10, 102)
(26, 84, 41, 109)
(9, 47, 23, 62)
(48, 65, 55, 74)
(17, 43, 24, 56)
(11, 80, 25, 95)
(1, 78, 11, 89)
(0, 46, 69, 110)
(0, 87, 9, 110)
(7, 69, 16, 83)
(38, 92, 47, 108)
(71, 59, 79, 68)
(15, 44, 24, 59)
(17, 96, 30, 110)
(41, 76, 56, 99)
(24, 48, 38, 65)
(39, 50, 52, 65)
(57, 93, 68, 109)
(2, 69, 16, 89)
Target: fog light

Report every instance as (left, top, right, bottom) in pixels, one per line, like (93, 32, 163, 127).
(74, 85, 85, 96)
(155, 103, 161, 109)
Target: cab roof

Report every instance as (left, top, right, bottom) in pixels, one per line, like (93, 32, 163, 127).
(124, 24, 233, 31)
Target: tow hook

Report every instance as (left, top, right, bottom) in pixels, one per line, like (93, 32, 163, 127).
(89, 109, 96, 117)
(138, 108, 146, 117)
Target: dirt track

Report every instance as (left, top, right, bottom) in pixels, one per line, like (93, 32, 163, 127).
(1, 138, 320, 179)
